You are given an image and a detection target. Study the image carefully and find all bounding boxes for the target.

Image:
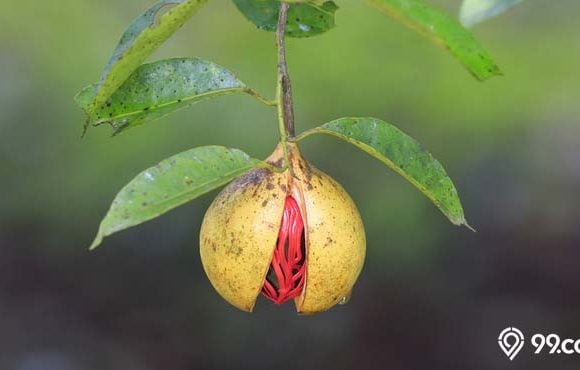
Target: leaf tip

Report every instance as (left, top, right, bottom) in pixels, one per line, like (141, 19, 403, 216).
(81, 116, 91, 138)
(455, 216, 476, 232)
(488, 68, 503, 80)
(475, 63, 503, 81)
(464, 222, 477, 233)
(88, 233, 103, 251)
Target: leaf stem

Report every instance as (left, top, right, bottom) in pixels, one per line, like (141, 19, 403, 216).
(244, 88, 277, 107)
(294, 128, 315, 142)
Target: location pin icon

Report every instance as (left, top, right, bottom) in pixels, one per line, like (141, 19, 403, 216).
(498, 327, 525, 360)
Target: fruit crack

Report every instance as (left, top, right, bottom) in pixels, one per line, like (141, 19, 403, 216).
(261, 196, 306, 304)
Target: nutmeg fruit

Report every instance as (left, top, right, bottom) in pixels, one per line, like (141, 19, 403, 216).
(199, 143, 366, 314)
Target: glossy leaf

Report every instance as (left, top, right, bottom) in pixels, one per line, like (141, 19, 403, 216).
(76, 58, 249, 135)
(89, 0, 208, 118)
(460, 0, 523, 27)
(232, 0, 338, 38)
(367, 0, 501, 81)
(89, 146, 263, 250)
(297, 117, 471, 228)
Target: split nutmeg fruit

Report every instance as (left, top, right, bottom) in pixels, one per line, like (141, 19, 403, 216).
(200, 143, 366, 314)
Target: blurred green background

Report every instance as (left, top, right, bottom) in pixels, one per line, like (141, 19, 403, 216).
(1, 0, 580, 369)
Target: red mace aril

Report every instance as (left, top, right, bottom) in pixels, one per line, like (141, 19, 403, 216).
(261, 196, 306, 304)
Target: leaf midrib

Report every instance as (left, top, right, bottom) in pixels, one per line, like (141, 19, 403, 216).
(93, 87, 246, 124)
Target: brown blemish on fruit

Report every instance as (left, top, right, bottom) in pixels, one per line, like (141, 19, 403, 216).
(225, 168, 270, 195)
(324, 236, 335, 247)
(268, 157, 284, 168)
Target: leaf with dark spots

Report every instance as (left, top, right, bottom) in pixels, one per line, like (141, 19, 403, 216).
(232, 0, 338, 38)
(88, 0, 208, 121)
(76, 58, 248, 135)
(367, 0, 501, 81)
(297, 117, 472, 229)
(89, 146, 264, 250)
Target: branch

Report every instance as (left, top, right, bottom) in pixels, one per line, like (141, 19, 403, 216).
(276, 3, 295, 138)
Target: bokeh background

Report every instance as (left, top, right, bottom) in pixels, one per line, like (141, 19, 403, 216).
(1, 0, 580, 369)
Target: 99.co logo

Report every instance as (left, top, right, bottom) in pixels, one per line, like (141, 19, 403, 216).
(532, 333, 580, 355)
(498, 327, 580, 361)
(498, 327, 525, 360)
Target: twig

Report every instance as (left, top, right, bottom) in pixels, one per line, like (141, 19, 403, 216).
(276, 3, 295, 138)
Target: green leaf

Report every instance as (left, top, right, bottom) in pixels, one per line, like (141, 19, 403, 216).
(460, 0, 523, 27)
(232, 0, 338, 38)
(76, 58, 249, 135)
(297, 117, 472, 228)
(89, 146, 263, 250)
(367, 0, 501, 81)
(90, 0, 208, 119)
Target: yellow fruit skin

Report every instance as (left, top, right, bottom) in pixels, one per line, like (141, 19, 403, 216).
(288, 145, 366, 314)
(199, 166, 287, 312)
